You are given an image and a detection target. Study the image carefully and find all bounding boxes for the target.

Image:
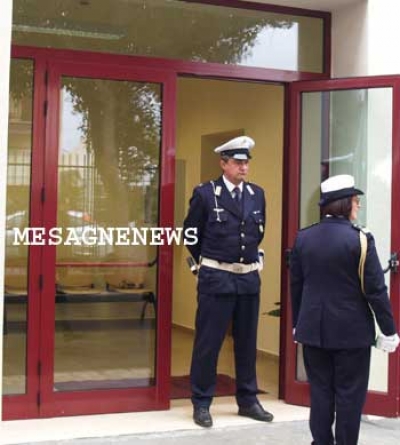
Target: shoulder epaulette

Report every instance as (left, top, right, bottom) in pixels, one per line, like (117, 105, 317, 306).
(299, 222, 318, 231)
(194, 182, 205, 191)
(209, 180, 222, 197)
(245, 183, 255, 196)
(246, 181, 261, 189)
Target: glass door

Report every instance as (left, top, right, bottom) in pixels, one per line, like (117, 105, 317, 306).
(3, 53, 175, 419)
(39, 60, 175, 417)
(283, 77, 400, 416)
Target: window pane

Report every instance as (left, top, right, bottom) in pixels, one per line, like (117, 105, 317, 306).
(12, 0, 324, 73)
(54, 77, 160, 391)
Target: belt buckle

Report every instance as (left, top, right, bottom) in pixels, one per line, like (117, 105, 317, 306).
(233, 264, 243, 273)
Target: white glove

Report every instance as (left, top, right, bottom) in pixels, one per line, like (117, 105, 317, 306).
(375, 333, 400, 353)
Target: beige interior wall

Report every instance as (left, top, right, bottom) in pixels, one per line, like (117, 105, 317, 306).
(173, 78, 284, 356)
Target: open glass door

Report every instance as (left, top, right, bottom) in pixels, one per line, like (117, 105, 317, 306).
(283, 77, 400, 416)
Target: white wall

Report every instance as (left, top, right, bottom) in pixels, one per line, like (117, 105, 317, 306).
(0, 0, 13, 413)
(332, 0, 400, 77)
(367, 0, 400, 75)
(331, 1, 369, 77)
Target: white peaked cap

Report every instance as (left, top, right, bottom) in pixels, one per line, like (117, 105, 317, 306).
(214, 136, 255, 160)
(321, 174, 355, 193)
(319, 174, 364, 206)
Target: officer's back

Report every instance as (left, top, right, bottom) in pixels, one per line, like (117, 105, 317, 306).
(293, 217, 377, 349)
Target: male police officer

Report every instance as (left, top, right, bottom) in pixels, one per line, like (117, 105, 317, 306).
(183, 136, 273, 428)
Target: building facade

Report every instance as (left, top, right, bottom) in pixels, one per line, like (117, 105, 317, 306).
(0, 0, 399, 439)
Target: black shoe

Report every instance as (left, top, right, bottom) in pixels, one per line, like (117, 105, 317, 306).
(238, 402, 274, 422)
(193, 406, 213, 428)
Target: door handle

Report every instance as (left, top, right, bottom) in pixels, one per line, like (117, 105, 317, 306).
(382, 252, 399, 274)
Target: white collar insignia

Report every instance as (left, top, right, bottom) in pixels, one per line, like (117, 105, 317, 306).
(215, 186, 222, 196)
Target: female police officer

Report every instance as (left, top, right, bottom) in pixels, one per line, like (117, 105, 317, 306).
(290, 174, 399, 445)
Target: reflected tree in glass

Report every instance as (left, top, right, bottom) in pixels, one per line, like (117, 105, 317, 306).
(13, 0, 295, 67)
(62, 78, 161, 228)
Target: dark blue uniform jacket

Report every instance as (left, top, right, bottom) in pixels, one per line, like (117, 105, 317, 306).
(183, 176, 266, 295)
(290, 217, 396, 349)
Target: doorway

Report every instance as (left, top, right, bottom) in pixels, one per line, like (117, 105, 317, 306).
(171, 77, 285, 400)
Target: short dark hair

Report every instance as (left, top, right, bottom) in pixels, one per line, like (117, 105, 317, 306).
(321, 196, 352, 218)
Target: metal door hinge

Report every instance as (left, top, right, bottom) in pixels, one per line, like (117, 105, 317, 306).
(285, 248, 292, 268)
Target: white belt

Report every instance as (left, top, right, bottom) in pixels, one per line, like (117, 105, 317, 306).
(200, 257, 259, 274)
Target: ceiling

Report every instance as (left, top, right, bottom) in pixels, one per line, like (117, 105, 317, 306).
(240, 0, 364, 12)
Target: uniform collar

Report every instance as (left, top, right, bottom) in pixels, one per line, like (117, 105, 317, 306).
(222, 175, 243, 193)
(321, 215, 351, 225)
(215, 176, 255, 219)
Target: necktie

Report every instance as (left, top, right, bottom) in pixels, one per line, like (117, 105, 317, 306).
(233, 187, 241, 205)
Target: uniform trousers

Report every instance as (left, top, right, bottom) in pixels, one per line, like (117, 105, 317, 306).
(190, 291, 260, 409)
(303, 345, 371, 445)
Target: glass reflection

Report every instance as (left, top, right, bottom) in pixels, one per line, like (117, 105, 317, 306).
(12, 0, 323, 72)
(3, 59, 33, 395)
(298, 88, 393, 392)
(54, 77, 160, 391)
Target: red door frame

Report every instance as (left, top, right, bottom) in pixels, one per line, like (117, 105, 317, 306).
(9, 49, 400, 420)
(2, 56, 47, 420)
(5, 41, 330, 420)
(282, 76, 400, 417)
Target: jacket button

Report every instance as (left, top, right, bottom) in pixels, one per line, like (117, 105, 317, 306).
(241, 233, 245, 238)
(240, 257, 244, 262)
(241, 245, 245, 250)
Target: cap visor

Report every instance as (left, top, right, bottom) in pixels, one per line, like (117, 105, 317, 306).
(319, 187, 365, 206)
